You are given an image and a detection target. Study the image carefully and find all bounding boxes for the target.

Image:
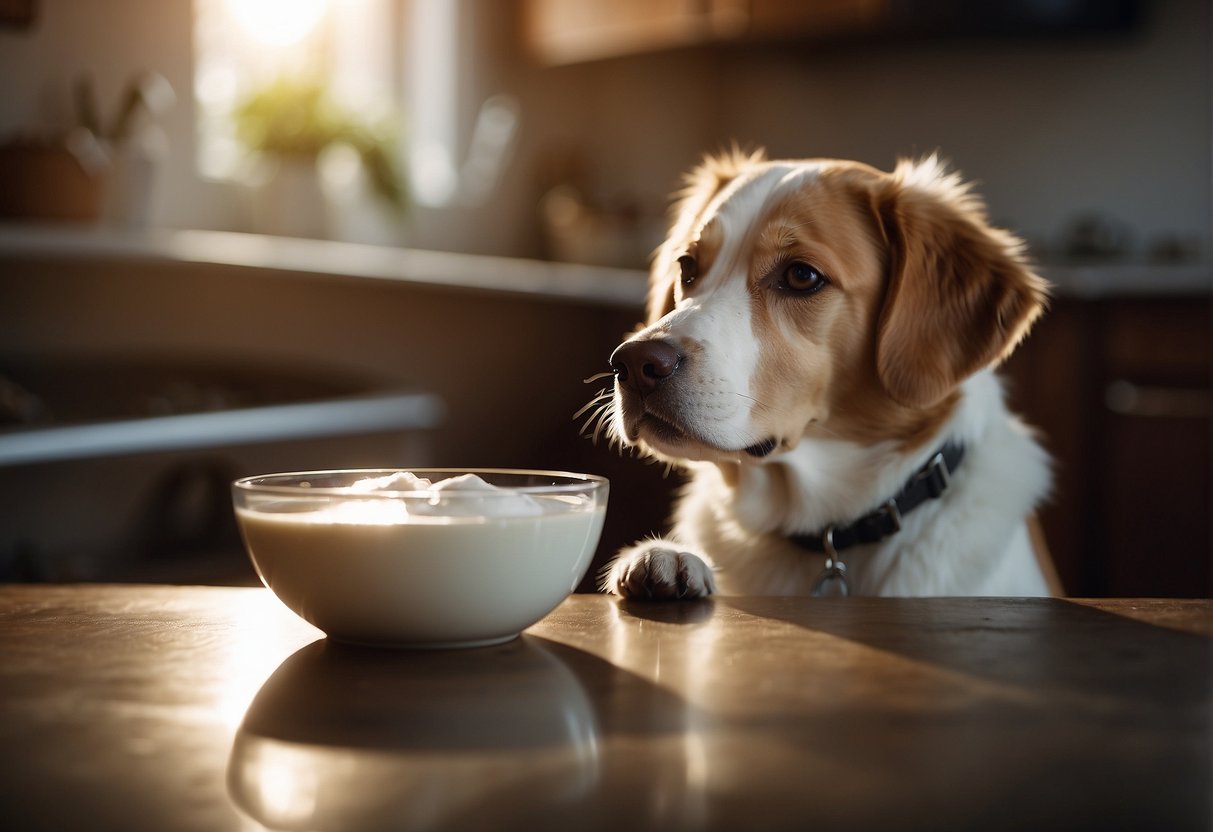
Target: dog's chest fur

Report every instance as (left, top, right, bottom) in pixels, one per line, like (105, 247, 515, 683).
(671, 371, 1051, 596)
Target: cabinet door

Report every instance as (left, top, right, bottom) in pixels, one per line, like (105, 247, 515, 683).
(1004, 294, 1211, 597)
(1096, 299, 1210, 597)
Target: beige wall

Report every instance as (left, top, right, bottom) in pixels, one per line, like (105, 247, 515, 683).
(480, 0, 1211, 262)
(2, 0, 1207, 262)
(0, 1, 238, 229)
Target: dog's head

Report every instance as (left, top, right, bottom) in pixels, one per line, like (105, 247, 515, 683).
(603, 149, 1047, 465)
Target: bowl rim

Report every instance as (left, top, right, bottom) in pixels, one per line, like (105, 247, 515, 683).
(232, 468, 609, 499)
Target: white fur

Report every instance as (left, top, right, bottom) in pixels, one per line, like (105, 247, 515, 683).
(669, 371, 1051, 596)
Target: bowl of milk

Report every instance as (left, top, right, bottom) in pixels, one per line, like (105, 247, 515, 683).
(232, 469, 608, 648)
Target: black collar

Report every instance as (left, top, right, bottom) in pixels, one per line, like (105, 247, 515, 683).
(788, 443, 965, 555)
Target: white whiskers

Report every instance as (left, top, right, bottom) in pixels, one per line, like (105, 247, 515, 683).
(731, 390, 776, 415)
(574, 380, 621, 448)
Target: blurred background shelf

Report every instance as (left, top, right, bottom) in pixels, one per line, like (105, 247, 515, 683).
(0, 355, 443, 584)
(0, 225, 650, 307)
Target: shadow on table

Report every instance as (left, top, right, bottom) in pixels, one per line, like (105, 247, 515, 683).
(718, 596, 1211, 832)
(615, 596, 719, 625)
(720, 596, 1210, 707)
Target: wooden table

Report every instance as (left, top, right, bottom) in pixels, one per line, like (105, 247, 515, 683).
(0, 586, 1208, 831)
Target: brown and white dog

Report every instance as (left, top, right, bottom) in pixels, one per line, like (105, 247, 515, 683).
(590, 150, 1054, 599)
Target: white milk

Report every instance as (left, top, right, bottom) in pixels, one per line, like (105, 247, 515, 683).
(236, 497, 605, 647)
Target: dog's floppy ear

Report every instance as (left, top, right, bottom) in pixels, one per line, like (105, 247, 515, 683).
(647, 147, 765, 324)
(873, 156, 1049, 408)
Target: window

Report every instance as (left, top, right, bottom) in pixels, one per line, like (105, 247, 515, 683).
(193, 0, 398, 182)
(193, 0, 516, 231)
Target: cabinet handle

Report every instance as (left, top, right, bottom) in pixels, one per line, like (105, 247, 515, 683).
(1105, 380, 1211, 419)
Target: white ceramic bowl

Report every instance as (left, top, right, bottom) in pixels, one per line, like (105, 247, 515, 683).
(232, 469, 608, 648)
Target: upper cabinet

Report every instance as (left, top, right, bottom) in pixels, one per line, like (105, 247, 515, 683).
(523, 0, 886, 65)
(522, 0, 1144, 66)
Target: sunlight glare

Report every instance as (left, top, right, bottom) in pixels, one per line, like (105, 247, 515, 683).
(225, 0, 329, 46)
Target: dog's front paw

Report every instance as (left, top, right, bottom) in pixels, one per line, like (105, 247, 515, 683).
(602, 543, 716, 600)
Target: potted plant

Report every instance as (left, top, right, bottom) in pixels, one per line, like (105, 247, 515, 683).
(233, 77, 406, 237)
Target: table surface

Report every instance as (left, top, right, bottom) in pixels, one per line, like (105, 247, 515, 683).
(0, 586, 1208, 832)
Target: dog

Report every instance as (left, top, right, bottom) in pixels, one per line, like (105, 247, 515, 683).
(589, 149, 1055, 599)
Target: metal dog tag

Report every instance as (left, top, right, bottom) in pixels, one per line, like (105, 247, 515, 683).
(811, 559, 850, 597)
(810, 526, 850, 597)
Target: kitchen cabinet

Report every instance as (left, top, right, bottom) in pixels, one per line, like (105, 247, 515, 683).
(521, 0, 1137, 65)
(1003, 292, 1211, 597)
(523, 0, 884, 64)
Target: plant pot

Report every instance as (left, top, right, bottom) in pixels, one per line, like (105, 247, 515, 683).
(0, 143, 107, 221)
(251, 155, 328, 238)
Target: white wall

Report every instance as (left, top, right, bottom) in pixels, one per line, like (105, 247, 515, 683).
(0, 0, 240, 230)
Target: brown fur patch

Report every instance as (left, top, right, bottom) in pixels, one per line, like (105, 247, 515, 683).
(871, 157, 1049, 409)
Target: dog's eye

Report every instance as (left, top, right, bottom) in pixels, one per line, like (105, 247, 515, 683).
(781, 262, 829, 294)
(677, 254, 698, 286)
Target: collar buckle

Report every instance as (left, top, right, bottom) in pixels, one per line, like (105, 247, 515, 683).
(874, 498, 903, 541)
(915, 451, 952, 499)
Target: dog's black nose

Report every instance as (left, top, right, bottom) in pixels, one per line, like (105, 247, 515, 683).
(610, 339, 681, 395)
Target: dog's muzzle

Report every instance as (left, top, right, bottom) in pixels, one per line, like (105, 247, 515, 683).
(610, 338, 779, 458)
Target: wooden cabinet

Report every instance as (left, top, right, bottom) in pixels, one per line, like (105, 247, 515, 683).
(522, 0, 886, 64)
(524, 0, 739, 64)
(1004, 294, 1211, 597)
(520, 0, 1133, 64)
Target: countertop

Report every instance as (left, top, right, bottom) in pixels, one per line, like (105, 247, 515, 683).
(0, 585, 1208, 831)
(1, 224, 1209, 302)
(0, 225, 649, 307)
